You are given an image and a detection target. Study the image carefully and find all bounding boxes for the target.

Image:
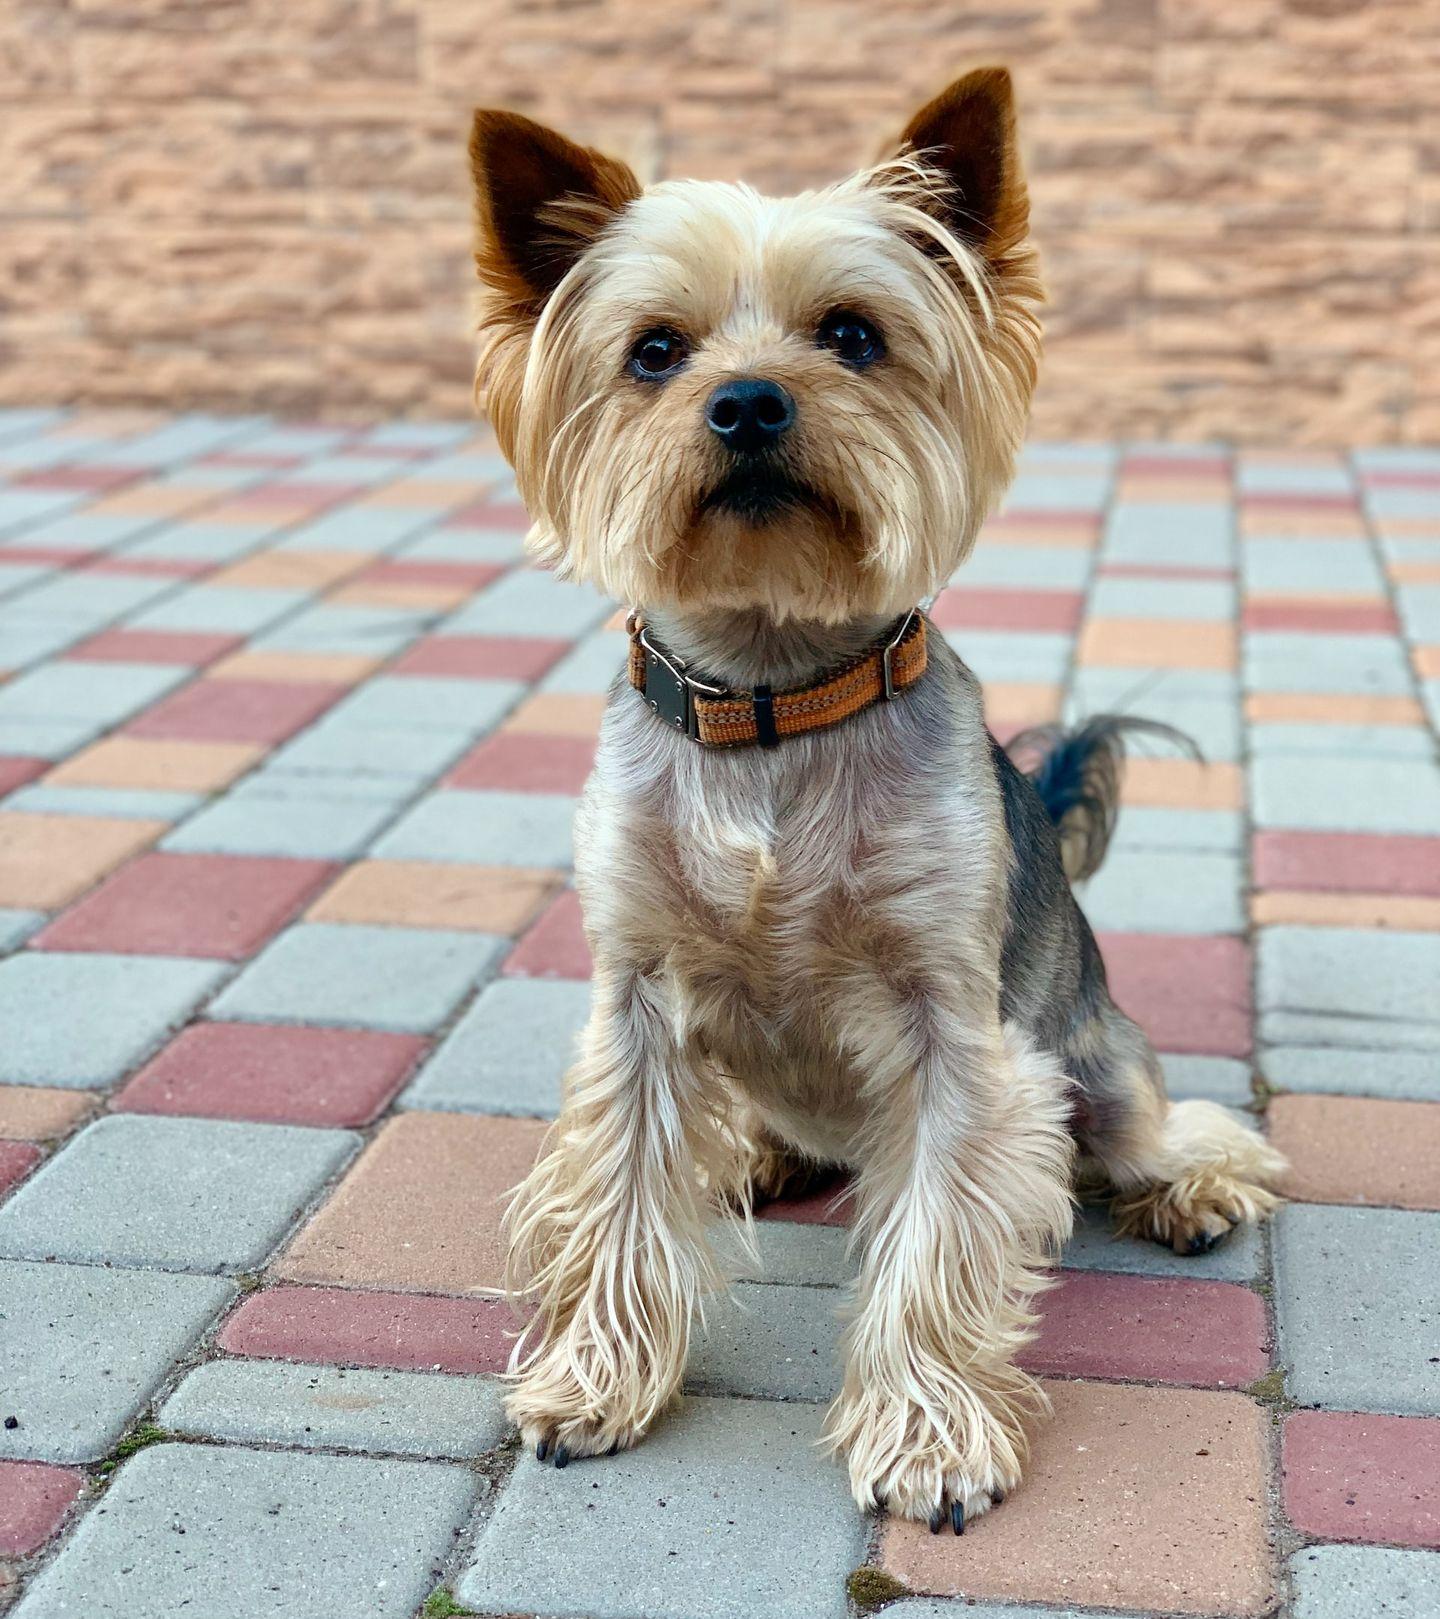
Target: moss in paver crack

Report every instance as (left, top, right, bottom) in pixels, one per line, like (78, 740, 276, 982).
(422, 1588, 476, 1618)
(1245, 1366, 1296, 1410)
(96, 1423, 172, 1475)
(846, 1566, 909, 1609)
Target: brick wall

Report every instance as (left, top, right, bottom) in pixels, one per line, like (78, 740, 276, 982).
(3, 0, 1436, 443)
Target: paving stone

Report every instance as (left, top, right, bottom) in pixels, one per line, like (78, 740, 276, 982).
(1258, 927, 1440, 1050)
(1244, 632, 1413, 696)
(372, 787, 575, 866)
(162, 787, 397, 858)
(130, 583, 306, 635)
(46, 736, 262, 792)
(687, 1281, 842, 1401)
(880, 1380, 1270, 1612)
(0, 1259, 234, 1462)
(1274, 1204, 1440, 1414)
(277, 1111, 544, 1292)
(538, 627, 631, 692)
(254, 600, 433, 654)
(400, 976, 590, 1116)
(14, 1442, 478, 1619)
(8, 784, 203, 820)
(1283, 1410, 1440, 1549)
(125, 676, 342, 743)
(1253, 829, 1440, 895)
(457, 1395, 864, 1619)
(716, 1219, 856, 1287)
(944, 628, 1072, 684)
(1061, 1199, 1262, 1281)
(1103, 503, 1234, 567)
(210, 922, 505, 1032)
(885, 1604, 1130, 1619)
(160, 1358, 509, 1459)
(308, 860, 558, 933)
(1107, 805, 1244, 854)
(0, 1139, 41, 1194)
(503, 887, 592, 979)
(1290, 1545, 1440, 1618)
(1099, 931, 1251, 1056)
(219, 1283, 514, 1374)
(264, 715, 472, 780)
(1252, 755, 1440, 834)
(0, 952, 227, 1087)
(1261, 1045, 1440, 1103)
(443, 567, 612, 637)
(1080, 848, 1244, 934)
(115, 1022, 426, 1126)
(0, 1461, 84, 1557)
(1270, 1095, 1440, 1210)
(1088, 575, 1237, 620)
(0, 1114, 357, 1274)
(34, 852, 336, 960)
(448, 729, 597, 794)
(0, 1085, 94, 1140)
(0, 811, 165, 908)
(0, 714, 104, 759)
(0, 907, 43, 950)
(321, 673, 522, 737)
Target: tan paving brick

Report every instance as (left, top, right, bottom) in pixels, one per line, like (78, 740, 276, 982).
(275, 1111, 546, 1293)
(0, 1086, 97, 1141)
(46, 738, 263, 792)
(209, 552, 371, 590)
(0, 813, 165, 908)
(1252, 891, 1440, 930)
(1079, 618, 1237, 671)
(206, 649, 382, 685)
(1269, 1095, 1440, 1211)
(1122, 757, 1244, 810)
(501, 693, 606, 738)
(308, 861, 561, 933)
(1244, 692, 1426, 726)
(880, 1381, 1273, 1615)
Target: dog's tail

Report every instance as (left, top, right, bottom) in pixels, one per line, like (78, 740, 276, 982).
(1006, 716, 1199, 883)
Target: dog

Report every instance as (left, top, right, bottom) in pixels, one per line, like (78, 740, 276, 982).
(467, 67, 1285, 1532)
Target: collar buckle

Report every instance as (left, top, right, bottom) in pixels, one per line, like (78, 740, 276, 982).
(638, 626, 700, 740)
(881, 609, 916, 701)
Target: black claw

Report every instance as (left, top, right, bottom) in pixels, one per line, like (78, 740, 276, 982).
(553, 1443, 571, 1470)
(607, 1442, 620, 1456)
(991, 1489, 1005, 1506)
(951, 1500, 965, 1535)
(535, 1440, 548, 1462)
(1186, 1230, 1219, 1255)
(928, 1508, 944, 1534)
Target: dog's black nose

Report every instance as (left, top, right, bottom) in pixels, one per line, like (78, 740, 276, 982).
(705, 378, 795, 454)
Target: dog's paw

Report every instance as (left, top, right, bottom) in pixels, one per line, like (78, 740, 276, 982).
(505, 1341, 665, 1469)
(826, 1383, 1029, 1533)
(1113, 1170, 1280, 1256)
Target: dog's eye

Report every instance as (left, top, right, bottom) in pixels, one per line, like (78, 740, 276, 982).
(817, 310, 885, 369)
(628, 327, 689, 381)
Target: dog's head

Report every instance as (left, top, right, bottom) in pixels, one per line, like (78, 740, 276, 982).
(469, 70, 1041, 625)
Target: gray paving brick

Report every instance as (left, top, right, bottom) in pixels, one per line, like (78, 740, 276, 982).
(944, 628, 1072, 684)
(1258, 927, 1440, 1050)
(162, 787, 397, 858)
(1088, 576, 1236, 621)
(0, 1259, 234, 1463)
(891, 1603, 1130, 1619)
(372, 787, 575, 866)
(538, 629, 628, 694)
(1079, 849, 1244, 934)
(255, 601, 434, 654)
(1070, 663, 1239, 705)
(457, 1395, 864, 1619)
(1061, 1201, 1262, 1282)
(0, 1114, 358, 1274)
(0, 907, 44, 951)
(1251, 755, 1440, 834)
(14, 1442, 479, 1619)
(1398, 582, 1440, 641)
(719, 1220, 856, 1287)
(1250, 722, 1434, 760)
(131, 584, 306, 635)
(395, 525, 526, 563)
(1290, 1544, 1440, 1619)
(0, 660, 185, 725)
(401, 976, 589, 1116)
(687, 1281, 842, 1400)
(3, 570, 171, 624)
(274, 507, 438, 551)
(10, 784, 202, 820)
(442, 567, 612, 638)
(0, 952, 228, 1088)
(1103, 503, 1233, 567)
(1067, 688, 1242, 762)
(321, 673, 521, 735)
(1163, 1054, 1255, 1106)
(264, 715, 472, 781)
(230, 766, 415, 808)
(120, 522, 267, 563)
(1237, 461, 1353, 495)
(160, 1359, 509, 1459)
(1242, 537, 1382, 595)
(210, 922, 505, 1031)
(360, 420, 473, 451)
(949, 545, 1091, 589)
(0, 713, 105, 759)
(1261, 1045, 1440, 1103)
(1005, 470, 1111, 509)
(1274, 1205, 1440, 1415)
(1110, 806, 1244, 854)
(1244, 632, 1412, 696)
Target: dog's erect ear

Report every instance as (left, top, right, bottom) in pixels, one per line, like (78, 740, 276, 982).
(469, 110, 641, 313)
(894, 67, 1029, 265)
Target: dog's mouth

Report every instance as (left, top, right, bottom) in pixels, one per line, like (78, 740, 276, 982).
(697, 466, 829, 527)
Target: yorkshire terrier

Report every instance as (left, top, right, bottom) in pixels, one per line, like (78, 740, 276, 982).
(468, 68, 1285, 1531)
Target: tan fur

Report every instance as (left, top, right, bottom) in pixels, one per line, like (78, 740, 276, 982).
(469, 69, 1283, 1526)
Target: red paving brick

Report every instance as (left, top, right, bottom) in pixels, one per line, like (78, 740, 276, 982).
(34, 852, 337, 960)
(1099, 932, 1252, 1056)
(502, 887, 592, 979)
(1242, 600, 1399, 634)
(1283, 1411, 1440, 1548)
(1022, 1271, 1269, 1388)
(930, 586, 1084, 633)
(1253, 830, 1440, 898)
(390, 634, 572, 682)
(0, 757, 47, 795)
(0, 1140, 41, 1196)
(1268, 1095, 1440, 1210)
(124, 678, 344, 744)
(444, 499, 531, 529)
(114, 1023, 428, 1126)
(351, 559, 504, 591)
(218, 1284, 517, 1375)
(448, 731, 596, 795)
(0, 1461, 85, 1557)
(64, 629, 243, 666)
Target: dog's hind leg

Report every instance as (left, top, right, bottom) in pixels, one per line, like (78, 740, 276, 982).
(505, 964, 739, 1463)
(1071, 1007, 1286, 1255)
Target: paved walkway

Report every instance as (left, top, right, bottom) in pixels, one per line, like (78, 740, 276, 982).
(0, 408, 1437, 1619)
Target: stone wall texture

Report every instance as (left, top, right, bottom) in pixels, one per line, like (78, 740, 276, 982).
(2, 0, 1437, 442)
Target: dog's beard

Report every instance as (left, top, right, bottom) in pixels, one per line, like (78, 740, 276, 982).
(696, 463, 832, 528)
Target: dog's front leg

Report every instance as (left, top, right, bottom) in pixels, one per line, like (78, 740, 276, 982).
(826, 1019, 1075, 1528)
(505, 964, 727, 1464)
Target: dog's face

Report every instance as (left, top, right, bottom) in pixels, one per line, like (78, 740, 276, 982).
(469, 70, 1042, 625)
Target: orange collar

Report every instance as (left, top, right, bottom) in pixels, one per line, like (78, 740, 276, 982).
(627, 610, 928, 748)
